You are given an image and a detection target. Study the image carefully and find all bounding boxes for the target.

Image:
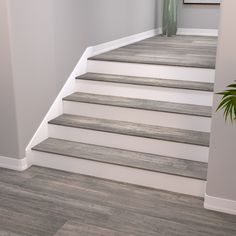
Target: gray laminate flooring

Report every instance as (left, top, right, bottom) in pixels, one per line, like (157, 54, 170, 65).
(0, 166, 236, 236)
(49, 114, 210, 146)
(77, 73, 215, 92)
(89, 35, 217, 69)
(33, 138, 208, 180)
(64, 92, 212, 117)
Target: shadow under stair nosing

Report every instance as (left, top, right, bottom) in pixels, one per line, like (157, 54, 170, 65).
(48, 114, 210, 147)
(76, 73, 214, 92)
(32, 138, 208, 180)
(63, 92, 212, 117)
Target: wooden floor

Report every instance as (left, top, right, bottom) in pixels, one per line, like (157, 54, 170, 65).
(90, 35, 217, 69)
(1, 166, 236, 236)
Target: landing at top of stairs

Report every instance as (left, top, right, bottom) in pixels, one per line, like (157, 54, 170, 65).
(89, 35, 217, 69)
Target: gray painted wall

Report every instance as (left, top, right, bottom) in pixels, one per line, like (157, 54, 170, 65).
(2, 0, 157, 158)
(0, 0, 20, 158)
(178, 1, 220, 29)
(206, 0, 236, 201)
(157, 0, 220, 29)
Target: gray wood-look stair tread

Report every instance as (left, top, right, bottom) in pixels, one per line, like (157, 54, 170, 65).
(88, 35, 217, 69)
(77, 73, 214, 92)
(63, 92, 212, 117)
(49, 114, 210, 146)
(32, 138, 208, 180)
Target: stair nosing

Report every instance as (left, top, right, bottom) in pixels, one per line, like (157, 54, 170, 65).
(48, 114, 210, 147)
(76, 73, 214, 92)
(32, 138, 208, 181)
(63, 92, 212, 118)
(88, 58, 216, 70)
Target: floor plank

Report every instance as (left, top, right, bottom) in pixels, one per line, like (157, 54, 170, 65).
(55, 221, 135, 236)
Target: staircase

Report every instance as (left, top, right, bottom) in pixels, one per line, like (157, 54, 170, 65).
(32, 36, 215, 197)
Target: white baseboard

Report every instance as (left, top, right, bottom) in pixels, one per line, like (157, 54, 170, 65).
(204, 194, 236, 215)
(177, 28, 218, 37)
(0, 155, 31, 171)
(25, 28, 161, 161)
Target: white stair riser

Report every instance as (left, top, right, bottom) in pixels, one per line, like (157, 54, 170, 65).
(48, 124, 209, 163)
(63, 101, 211, 132)
(32, 151, 206, 197)
(75, 80, 213, 106)
(87, 60, 215, 83)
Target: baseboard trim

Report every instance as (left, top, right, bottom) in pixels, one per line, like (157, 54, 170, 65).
(177, 28, 218, 37)
(0, 155, 31, 171)
(204, 194, 236, 215)
(25, 28, 161, 155)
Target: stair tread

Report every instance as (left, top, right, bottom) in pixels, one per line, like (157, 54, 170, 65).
(49, 114, 210, 146)
(76, 73, 214, 92)
(32, 138, 208, 180)
(64, 92, 212, 117)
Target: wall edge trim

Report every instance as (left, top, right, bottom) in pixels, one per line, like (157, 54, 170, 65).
(0, 155, 31, 171)
(204, 193, 236, 215)
(177, 28, 218, 36)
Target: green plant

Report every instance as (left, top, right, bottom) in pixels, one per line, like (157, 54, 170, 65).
(217, 81, 236, 122)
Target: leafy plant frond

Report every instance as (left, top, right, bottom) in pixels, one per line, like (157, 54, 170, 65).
(216, 81, 236, 123)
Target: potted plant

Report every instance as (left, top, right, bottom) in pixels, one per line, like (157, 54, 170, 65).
(217, 81, 236, 122)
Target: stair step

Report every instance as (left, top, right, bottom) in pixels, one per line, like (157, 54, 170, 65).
(76, 73, 214, 92)
(32, 138, 208, 180)
(49, 114, 210, 147)
(64, 92, 212, 117)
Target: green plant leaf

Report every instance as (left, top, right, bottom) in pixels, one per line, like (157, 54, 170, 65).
(216, 82, 236, 123)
